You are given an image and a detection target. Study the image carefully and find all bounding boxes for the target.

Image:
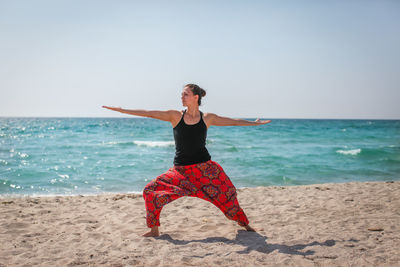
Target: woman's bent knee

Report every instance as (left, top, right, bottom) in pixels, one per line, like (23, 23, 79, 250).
(143, 180, 157, 194)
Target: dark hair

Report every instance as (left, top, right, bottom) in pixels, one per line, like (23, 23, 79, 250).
(184, 83, 206, 106)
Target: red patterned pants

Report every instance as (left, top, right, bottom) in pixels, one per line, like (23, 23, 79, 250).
(143, 160, 249, 228)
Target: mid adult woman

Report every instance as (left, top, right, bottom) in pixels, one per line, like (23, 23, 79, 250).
(102, 83, 271, 237)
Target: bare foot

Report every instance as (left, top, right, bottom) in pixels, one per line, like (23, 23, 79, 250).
(244, 225, 258, 232)
(142, 226, 160, 237)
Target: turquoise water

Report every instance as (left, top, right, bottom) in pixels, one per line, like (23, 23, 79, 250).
(1, 117, 399, 197)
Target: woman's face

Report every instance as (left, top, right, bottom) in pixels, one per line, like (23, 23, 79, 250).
(181, 87, 198, 107)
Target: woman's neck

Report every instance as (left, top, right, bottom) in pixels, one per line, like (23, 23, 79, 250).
(185, 106, 199, 117)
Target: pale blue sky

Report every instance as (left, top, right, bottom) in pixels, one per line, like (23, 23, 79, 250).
(1, 0, 399, 119)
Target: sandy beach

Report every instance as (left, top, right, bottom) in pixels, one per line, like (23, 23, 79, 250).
(0, 181, 399, 266)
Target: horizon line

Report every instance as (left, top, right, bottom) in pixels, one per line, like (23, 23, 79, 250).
(1, 116, 399, 121)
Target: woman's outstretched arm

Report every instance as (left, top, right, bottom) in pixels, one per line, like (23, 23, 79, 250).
(207, 113, 271, 126)
(102, 106, 179, 122)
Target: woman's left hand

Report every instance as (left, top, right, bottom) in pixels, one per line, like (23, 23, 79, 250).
(255, 119, 271, 125)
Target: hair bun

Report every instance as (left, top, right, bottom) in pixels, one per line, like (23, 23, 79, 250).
(184, 83, 206, 106)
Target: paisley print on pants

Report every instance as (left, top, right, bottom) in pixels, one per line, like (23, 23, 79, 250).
(142, 160, 249, 228)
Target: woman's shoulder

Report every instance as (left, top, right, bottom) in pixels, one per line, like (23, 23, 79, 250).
(202, 112, 217, 119)
(169, 110, 184, 128)
(201, 112, 217, 128)
(166, 109, 184, 117)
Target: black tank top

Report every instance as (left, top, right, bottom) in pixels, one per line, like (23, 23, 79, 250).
(173, 109, 211, 166)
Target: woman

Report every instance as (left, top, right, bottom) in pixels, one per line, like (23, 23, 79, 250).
(102, 83, 271, 237)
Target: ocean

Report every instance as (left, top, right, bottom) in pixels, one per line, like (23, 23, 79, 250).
(1, 117, 399, 197)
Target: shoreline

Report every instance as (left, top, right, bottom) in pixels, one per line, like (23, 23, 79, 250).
(1, 180, 397, 200)
(1, 180, 399, 266)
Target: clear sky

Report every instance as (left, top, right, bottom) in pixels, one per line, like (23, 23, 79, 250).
(1, 0, 399, 119)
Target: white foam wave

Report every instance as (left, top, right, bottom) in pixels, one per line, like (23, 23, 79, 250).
(104, 141, 119, 145)
(336, 148, 361, 155)
(58, 174, 70, 179)
(133, 140, 174, 147)
(18, 152, 29, 158)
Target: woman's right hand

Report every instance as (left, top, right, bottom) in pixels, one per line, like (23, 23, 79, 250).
(102, 106, 122, 112)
